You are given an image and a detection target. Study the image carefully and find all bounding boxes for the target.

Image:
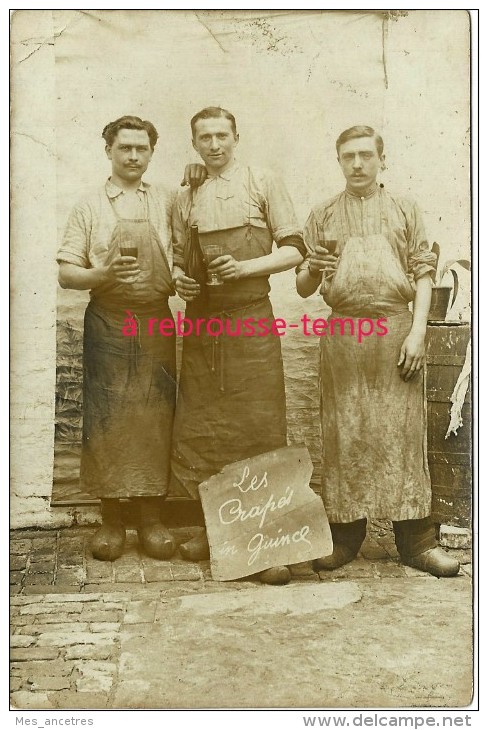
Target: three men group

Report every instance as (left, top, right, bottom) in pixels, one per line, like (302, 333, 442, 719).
(57, 109, 460, 582)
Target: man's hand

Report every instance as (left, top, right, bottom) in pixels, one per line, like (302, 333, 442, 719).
(398, 331, 426, 381)
(208, 255, 243, 282)
(180, 163, 207, 188)
(105, 255, 141, 284)
(173, 272, 201, 301)
(308, 244, 339, 279)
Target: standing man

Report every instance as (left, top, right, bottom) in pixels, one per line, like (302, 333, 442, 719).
(296, 125, 459, 577)
(57, 116, 178, 562)
(171, 107, 305, 584)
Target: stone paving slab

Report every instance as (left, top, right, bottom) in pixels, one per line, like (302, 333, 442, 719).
(110, 579, 472, 709)
(10, 523, 472, 710)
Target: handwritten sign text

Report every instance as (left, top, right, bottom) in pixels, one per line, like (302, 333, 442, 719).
(199, 446, 333, 581)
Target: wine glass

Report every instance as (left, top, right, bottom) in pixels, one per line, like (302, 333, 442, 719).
(325, 238, 338, 256)
(205, 244, 224, 286)
(321, 234, 339, 280)
(118, 241, 139, 285)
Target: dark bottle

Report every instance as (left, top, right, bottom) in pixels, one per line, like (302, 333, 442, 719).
(183, 224, 207, 306)
(185, 225, 207, 286)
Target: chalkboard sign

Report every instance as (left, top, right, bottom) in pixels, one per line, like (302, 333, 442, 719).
(198, 446, 333, 581)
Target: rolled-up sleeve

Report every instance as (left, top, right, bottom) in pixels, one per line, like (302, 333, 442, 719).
(296, 209, 319, 273)
(276, 234, 306, 258)
(262, 171, 302, 243)
(57, 204, 91, 267)
(406, 201, 437, 281)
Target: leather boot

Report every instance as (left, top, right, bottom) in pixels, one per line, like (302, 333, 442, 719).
(136, 497, 176, 560)
(393, 517, 437, 558)
(90, 499, 126, 561)
(313, 519, 366, 571)
(393, 518, 459, 576)
(179, 528, 210, 562)
(313, 544, 357, 571)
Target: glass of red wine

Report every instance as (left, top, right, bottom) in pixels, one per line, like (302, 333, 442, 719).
(119, 243, 139, 284)
(325, 239, 338, 279)
(325, 238, 338, 256)
(317, 237, 339, 280)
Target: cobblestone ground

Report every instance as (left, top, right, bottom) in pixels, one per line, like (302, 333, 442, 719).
(10, 524, 472, 710)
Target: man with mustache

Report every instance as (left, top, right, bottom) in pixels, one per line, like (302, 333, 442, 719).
(296, 125, 460, 577)
(57, 115, 202, 561)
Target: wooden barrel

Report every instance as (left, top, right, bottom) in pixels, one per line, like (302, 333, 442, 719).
(425, 323, 471, 527)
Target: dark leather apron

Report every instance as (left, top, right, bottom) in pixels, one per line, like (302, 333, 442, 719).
(80, 205, 176, 499)
(171, 224, 287, 499)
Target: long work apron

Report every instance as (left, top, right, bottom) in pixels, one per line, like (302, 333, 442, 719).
(319, 190, 431, 522)
(80, 208, 176, 499)
(171, 224, 287, 499)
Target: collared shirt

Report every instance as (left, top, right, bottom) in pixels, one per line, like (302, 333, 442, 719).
(57, 179, 176, 270)
(106, 178, 148, 219)
(172, 161, 302, 267)
(298, 186, 436, 282)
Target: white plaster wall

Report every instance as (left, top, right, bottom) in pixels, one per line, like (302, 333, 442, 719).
(11, 11, 61, 528)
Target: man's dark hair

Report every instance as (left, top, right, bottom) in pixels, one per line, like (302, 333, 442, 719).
(336, 125, 384, 157)
(102, 116, 159, 150)
(190, 107, 237, 139)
